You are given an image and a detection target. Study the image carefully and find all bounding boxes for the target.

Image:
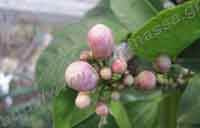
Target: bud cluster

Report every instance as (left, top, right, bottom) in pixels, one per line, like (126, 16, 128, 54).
(64, 24, 193, 120)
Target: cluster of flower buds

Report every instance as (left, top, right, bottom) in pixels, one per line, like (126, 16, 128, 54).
(65, 24, 115, 117)
(65, 23, 192, 118)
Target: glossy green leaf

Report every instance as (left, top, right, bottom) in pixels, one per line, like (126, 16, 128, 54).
(121, 88, 181, 128)
(109, 101, 132, 128)
(178, 75, 200, 127)
(53, 87, 97, 128)
(110, 0, 158, 31)
(128, 0, 200, 60)
(160, 89, 182, 128)
(120, 88, 164, 128)
(120, 88, 162, 103)
(36, 0, 128, 91)
(74, 114, 119, 128)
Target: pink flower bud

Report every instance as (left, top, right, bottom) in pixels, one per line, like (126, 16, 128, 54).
(155, 55, 171, 73)
(135, 71, 156, 90)
(75, 92, 91, 109)
(100, 67, 112, 80)
(88, 24, 114, 59)
(95, 102, 109, 116)
(112, 58, 127, 74)
(65, 61, 99, 91)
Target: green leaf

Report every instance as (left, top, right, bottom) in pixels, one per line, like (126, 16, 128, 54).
(110, 0, 158, 31)
(126, 101, 161, 128)
(160, 89, 182, 128)
(74, 114, 119, 128)
(120, 88, 162, 103)
(109, 101, 132, 128)
(120, 88, 182, 128)
(36, 0, 128, 91)
(53, 87, 97, 128)
(178, 74, 200, 127)
(120, 88, 164, 128)
(128, 0, 200, 60)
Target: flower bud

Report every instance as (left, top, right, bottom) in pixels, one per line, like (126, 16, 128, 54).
(100, 67, 112, 80)
(112, 58, 127, 74)
(111, 91, 120, 101)
(95, 102, 109, 116)
(177, 77, 185, 85)
(80, 50, 91, 61)
(135, 71, 156, 90)
(123, 75, 134, 86)
(155, 55, 171, 73)
(75, 92, 91, 109)
(65, 61, 99, 91)
(111, 83, 118, 88)
(118, 84, 125, 90)
(88, 24, 114, 59)
(125, 70, 130, 75)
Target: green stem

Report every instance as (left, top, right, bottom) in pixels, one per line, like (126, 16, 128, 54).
(160, 89, 182, 128)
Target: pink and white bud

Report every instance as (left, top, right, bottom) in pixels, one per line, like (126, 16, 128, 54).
(112, 58, 127, 74)
(123, 75, 134, 86)
(75, 92, 91, 109)
(155, 55, 171, 73)
(65, 61, 99, 91)
(135, 71, 156, 90)
(100, 67, 112, 80)
(88, 24, 114, 59)
(95, 102, 109, 116)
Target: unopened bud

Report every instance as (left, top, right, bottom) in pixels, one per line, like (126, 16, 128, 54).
(88, 24, 114, 59)
(111, 91, 120, 101)
(118, 84, 125, 90)
(112, 83, 118, 88)
(112, 58, 127, 74)
(155, 54, 171, 73)
(75, 92, 91, 109)
(65, 61, 99, 91)
(177, 77, 185, 85)
(100, 67, 112, 80)
(135, 71, 156, 90)
(123, 75, 134, 86)
(95, 102, 109, 116)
